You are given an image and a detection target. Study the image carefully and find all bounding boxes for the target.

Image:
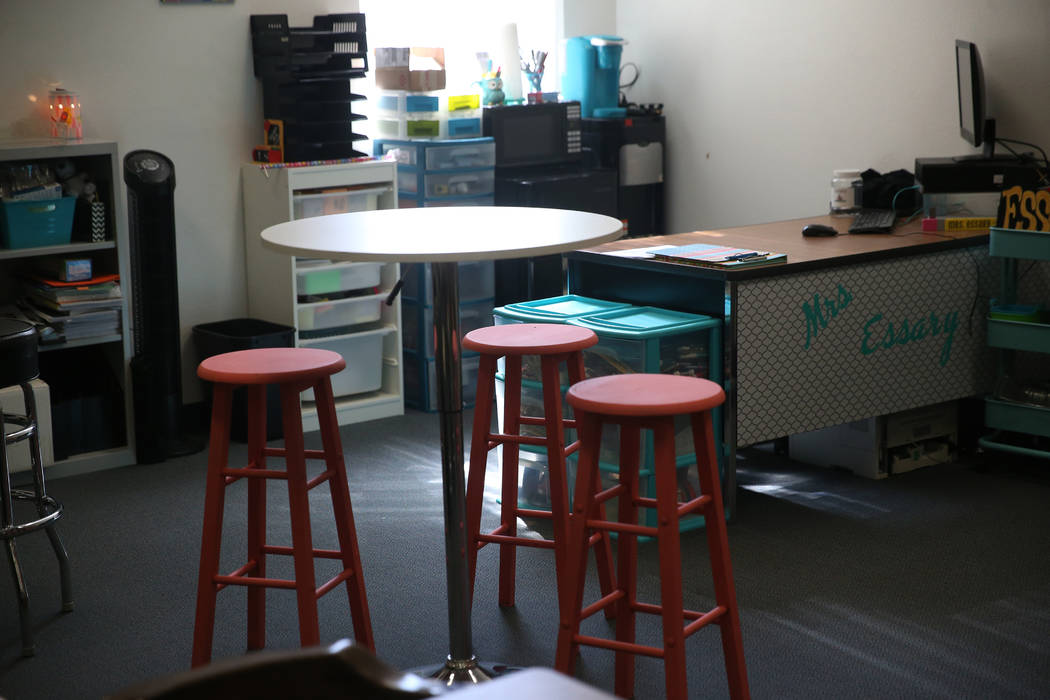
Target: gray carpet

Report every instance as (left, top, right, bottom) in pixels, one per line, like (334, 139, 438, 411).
(1, 407, 1049, 699)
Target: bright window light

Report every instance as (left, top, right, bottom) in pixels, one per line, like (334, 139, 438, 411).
(359, 0, 559, 96)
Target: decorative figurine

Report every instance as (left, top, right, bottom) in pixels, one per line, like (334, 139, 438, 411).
(478, 69, 505, 106)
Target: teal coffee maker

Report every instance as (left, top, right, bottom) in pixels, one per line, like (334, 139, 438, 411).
(562, 35, 627, 118)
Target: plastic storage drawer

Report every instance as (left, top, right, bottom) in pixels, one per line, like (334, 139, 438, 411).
(402, 298, 495, 356)
(297, 292, 385, 333)
(401, 260, 495, 304)
(292, 188, 380, 219)
(375, 91, 440, 115)
(299, 327, 391, 399)
(404, 352, 479, 412)
(374, 138, 494, 171)
(424, 169, 494, 198)
(493, 295, 632, 382)
(295, 261, 382, 297)
(422, 195, 494, 207)
(424, 139, 494, 170)
(569, 306, 722, 462)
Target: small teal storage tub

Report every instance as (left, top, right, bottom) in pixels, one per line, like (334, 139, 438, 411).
(493, 294, 630, 323)
(0, 196, 76, 249)
(989, 226, 1050, 261)
(568, 305, 725, 532)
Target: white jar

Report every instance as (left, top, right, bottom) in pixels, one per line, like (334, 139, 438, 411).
(830, 168, 862, 214)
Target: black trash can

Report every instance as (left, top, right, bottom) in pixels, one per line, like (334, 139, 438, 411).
(192, 318, 295, 443)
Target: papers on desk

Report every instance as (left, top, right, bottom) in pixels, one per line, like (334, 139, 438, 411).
(650, 243, 787, 269)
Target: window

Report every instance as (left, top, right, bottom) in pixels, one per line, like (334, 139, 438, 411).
(359, 0, 560, 97)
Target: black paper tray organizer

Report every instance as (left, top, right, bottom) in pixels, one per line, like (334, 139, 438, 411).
(249, 13, 370, 163)
(284, 141, 368, 163)
(263, 100, 362, 123)
(253, 53, 368, 80)
(282, 120, 366, 144)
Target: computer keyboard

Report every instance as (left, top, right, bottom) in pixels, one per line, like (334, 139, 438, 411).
(849, 208, 897, 234)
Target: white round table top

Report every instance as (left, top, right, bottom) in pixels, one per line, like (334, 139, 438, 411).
(261, 206, 624, 262)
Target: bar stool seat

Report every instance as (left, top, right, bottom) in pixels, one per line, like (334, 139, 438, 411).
(192, 347, 373, 667)
(556, 373, 750, 700)
(463, 323, 616, 615)
(0, 318, 73, 657)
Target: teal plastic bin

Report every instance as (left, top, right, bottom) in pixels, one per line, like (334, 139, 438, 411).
(568, 306, 724, 532)
(493, 294, 631, 325)
(492, 295, 632, 509)
(0, 196, 76, 249)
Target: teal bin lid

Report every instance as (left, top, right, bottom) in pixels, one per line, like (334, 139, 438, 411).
(493, 294, 631, 322)
(568, 306, 720, 338)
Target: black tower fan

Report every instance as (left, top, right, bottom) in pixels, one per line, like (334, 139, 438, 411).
(125, 150, 194, 463)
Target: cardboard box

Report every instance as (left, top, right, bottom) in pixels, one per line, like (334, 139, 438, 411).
(375, 47, 446, 92)
(0, 379, 54, 474)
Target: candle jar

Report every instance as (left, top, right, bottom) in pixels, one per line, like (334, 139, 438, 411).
(830, 168, 862, 215)
(48, 88, 82, 140)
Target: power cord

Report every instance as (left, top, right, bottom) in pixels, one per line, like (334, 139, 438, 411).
(995, 138, 1049, 187)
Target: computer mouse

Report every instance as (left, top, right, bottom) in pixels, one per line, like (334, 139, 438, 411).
(802, 224, 839, 237)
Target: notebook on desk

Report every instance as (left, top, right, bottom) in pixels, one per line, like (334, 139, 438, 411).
(650, 243, 787, 269)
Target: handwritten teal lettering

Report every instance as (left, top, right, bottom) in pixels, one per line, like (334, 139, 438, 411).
(803, 284, 853, 349)
(861, 309, 960, 366)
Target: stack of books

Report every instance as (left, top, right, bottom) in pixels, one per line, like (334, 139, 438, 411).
(19, 273, 122, 344)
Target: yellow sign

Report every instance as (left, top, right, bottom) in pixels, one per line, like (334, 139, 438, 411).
(999, 186, 1050, 231)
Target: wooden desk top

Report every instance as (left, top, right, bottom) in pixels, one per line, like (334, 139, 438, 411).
(574, 214, 990, 279)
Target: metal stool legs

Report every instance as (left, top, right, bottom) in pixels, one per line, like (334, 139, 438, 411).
(1, 382, 73, 657)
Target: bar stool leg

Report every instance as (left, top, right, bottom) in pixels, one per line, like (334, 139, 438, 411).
(465, 354, 498, 599)
(313, 377, 375, 653)
(653, 419, 688, 699)
(566, 353, 617, 616)
(1, 426, 34, 656)
(192, 384, 235, 668)
(692, 412, 750, 699)
(279, 383, 320, 648)
(22, 384, 73, 613)
(539, 355, 569, 579)
(244, 384, 268, 651)
(497, 356, 524, 608)
(555, 410, 602, 675)
(614, 421, 642, 698)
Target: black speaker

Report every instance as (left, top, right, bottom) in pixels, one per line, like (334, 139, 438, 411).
(124, 150, 196, 464)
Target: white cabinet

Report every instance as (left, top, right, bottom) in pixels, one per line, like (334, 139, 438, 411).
(0, 139, 135, 475)
(241, 160, 403, 431)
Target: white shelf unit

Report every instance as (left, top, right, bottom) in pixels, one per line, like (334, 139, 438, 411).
(0, 139, 135, 476)
(241, 159, 403, 432)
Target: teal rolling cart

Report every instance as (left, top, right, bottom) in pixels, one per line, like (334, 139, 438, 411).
(979, 227, 1050, 459)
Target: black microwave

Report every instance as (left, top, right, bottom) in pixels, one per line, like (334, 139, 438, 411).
(482, 101, 582, 168)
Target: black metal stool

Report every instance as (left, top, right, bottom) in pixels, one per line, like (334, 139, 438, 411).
(0, 318, 73, 656)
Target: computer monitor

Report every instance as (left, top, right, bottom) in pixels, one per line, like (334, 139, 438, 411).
(955, 39, 996, 159)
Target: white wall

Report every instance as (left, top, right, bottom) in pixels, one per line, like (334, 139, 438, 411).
(613, 0, 1050, 231)
(0, 0, 358, 402)
(3, 0, 1047, 405)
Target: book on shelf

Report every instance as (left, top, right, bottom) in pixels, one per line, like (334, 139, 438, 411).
(650, 243, 787, 269)
(14, 298, 121, 343)
(921, 216, 996, 232)
(21, 272, 122, 308)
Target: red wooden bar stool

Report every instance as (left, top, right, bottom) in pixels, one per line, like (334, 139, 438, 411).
(463, 323, 615, 612)
(191, 347, 373, 667)
(555, 373, 750, 700)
